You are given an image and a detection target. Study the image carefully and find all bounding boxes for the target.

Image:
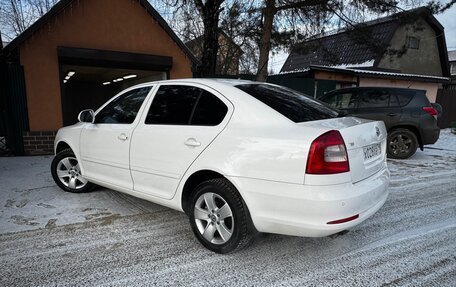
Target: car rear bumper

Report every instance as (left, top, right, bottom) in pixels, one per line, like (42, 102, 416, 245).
(228, 167, 390, 237)
(420, 126, 440, 145)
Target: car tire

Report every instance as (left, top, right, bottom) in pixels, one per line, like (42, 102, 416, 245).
(387, 128, 418, 159)
(188, 178, 254, 254)
(51, 148, 96, 193)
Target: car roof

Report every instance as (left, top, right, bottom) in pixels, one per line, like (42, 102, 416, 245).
(131, 78, 256, 87)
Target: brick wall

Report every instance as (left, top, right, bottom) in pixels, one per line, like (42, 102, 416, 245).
(23, 131, 57, 155)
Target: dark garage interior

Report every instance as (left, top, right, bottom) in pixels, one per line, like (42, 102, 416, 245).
(60, 64, 165, 126)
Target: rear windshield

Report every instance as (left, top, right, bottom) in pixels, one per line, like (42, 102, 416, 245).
(236, 84, 338, 123)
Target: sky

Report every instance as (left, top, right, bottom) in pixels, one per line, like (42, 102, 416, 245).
(435, 5, 456, 50)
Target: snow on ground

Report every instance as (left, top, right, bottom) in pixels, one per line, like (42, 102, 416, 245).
(388, 129, 456, 188)
(0, 129, 455, 286)
(0, 156, 166, 234)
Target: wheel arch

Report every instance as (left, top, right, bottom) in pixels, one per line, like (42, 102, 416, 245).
(181, 170, 225, 215)
(55, 141, 72, 154)
(180, 169, 253, 219)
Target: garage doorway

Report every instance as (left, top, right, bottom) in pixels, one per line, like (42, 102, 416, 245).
(58, 47, 172, 126)
(60, 65, 165, 126)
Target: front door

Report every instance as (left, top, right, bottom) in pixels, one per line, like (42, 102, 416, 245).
(80, 86, 152, 189)
(321, 89, 358, 115)
(130, 84, 233, 199)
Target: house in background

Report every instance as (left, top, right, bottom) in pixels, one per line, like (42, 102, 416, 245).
(186, 31, 243, 75)
(0, 0, 197, 155)
(277, 7, 450, 102)
(447, 50, 456, 89)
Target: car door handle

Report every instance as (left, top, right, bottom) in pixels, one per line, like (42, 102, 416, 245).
(388, 113, 398, 117)
(117, 133, 128, 141)
(184, 138, 201, 147)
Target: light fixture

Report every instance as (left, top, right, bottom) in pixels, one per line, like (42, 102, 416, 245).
(103, 82, 111, 85)
(113, 79, 118, 82)
(63, 80, 67, 83)
(123, 74, 137, 79)
(65, 76, 70, 80)
(67, 71, 75, 77)
(115, 78, 123, 82)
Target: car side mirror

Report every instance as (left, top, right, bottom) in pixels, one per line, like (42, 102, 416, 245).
(78, 109, 95, 123)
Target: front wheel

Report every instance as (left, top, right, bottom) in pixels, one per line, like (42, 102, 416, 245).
(387, 128, 418, 159)
(188, 178, 254, 253)
(51, 148, 95, 193)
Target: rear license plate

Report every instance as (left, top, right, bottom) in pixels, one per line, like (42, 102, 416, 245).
(363, 143, 381, 160)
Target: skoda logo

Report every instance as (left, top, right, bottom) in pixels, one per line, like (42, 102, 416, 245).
(375, 127, 381, 137)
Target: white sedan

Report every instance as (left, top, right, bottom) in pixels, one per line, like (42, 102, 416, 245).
(51, 79, 390, 253)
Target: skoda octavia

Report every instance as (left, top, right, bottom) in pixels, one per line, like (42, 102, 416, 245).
(51, 79, 390, 253)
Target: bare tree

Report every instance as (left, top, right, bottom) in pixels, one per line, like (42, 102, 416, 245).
(0, 0, 58, 41)
(151, 0, 225, 77)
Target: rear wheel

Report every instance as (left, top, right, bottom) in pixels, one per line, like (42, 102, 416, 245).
(188, 178, 253, 253)
(51, 148, 95, 193)
(387, 128, 418, 159)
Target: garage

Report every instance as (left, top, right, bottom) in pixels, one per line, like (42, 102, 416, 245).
(1, 0, 197, 155)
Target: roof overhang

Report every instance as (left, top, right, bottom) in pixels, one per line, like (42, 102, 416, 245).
(58, 46, 173, 71)
(279, 65, 450, 84)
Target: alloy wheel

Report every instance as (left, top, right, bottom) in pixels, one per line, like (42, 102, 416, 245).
(56, 157, 88, 190)
(194, 192, 234, 245)
(389, 134, 412, 156)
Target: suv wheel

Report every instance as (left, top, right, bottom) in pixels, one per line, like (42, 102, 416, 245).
(387, 128, 418, 159)
(51, 148, 95, 193)
(188, 178, 254, 254)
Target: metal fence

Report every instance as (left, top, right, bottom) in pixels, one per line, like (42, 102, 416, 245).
(436, 89, 456, 129)
(0, 62, 29, 155)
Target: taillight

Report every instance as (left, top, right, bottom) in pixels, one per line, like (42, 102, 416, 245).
(306, 130, 350, 174)
(422, 106, 438, 116)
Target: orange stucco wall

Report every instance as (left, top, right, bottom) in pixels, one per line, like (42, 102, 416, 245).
(314, 71, 357, 83)
(359, 78, 440, 102)
(19, 0, 193, 131)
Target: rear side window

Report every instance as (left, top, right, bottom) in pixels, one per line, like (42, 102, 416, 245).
(322, 92, 357, 109)
(191, 90, 228, 125)
(236, 84, 338, 123)
(358, 90, 390, 108)
(145, 85, 228, 126)
(146, 85, 199, 125)
(393, 91, 414, 106)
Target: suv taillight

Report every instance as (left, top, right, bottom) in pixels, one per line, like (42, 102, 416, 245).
(422, 106, 438, 117)
(306, 130, 350, 174)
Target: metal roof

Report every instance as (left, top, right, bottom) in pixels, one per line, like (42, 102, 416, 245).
(304, 65, 450, 83)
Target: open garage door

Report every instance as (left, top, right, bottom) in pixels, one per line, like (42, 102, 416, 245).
(58, 47, 170, 126)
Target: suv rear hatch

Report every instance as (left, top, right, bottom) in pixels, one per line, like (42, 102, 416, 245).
(299, 117, 387, 183)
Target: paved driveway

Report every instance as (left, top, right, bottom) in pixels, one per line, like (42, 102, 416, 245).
(1, 130, 455, 286)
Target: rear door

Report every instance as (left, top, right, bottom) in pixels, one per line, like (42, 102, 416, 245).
(352, 89, 401, 130)
(130, 84, 233, 199)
